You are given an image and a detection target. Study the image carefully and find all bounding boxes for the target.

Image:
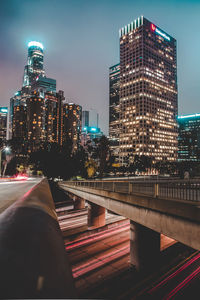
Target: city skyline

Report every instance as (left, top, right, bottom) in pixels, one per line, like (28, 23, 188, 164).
(1, 0, 200, 135)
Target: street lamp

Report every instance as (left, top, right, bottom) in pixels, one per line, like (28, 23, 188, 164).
(0, 146, 10, 177)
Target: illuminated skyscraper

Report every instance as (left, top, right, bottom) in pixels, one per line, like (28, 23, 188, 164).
(10, 41, 58, 153)
(109, 64, 120, 162)
(23, 41, 45, 87)
(119, 16, 178, 165)
(178, 114, 200, 162)
(44, 92, 58, 143)
(63, 103, 82, 152)
(27, 91, 45, 152)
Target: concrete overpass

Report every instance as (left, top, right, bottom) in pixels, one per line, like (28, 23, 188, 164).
(60, 179, 200, 271)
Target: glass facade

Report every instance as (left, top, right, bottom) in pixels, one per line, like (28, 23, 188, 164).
(109, 64, 120, 162)
(23, 42, 45, 87)
(0, 107, 8, 141)
(119, 16, 178, 165)
(82, 111, 89, 127)
(31, 76, 56, 95)
(178, 114, 200, 162)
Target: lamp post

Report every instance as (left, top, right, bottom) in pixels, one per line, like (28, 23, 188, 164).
(0, 147, 10, 177)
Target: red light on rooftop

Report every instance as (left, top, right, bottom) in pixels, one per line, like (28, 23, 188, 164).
(151, 24, 156, 31)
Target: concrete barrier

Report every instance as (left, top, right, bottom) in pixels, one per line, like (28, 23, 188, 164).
(0, 178, 77, 299)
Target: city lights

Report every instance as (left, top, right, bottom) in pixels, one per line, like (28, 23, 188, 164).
(28, 41, 44, 50)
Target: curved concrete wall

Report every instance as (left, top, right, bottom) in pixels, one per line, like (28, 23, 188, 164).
(0, 179, 77, 299)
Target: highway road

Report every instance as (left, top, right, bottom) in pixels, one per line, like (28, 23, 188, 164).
(57, 205, 126, 235)
(134, 251, 200, 299)
(0, 177, 42, 213)
(57, 208, 175, 299)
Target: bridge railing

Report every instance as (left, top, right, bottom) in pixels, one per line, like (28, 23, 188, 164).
(65, 179, 200, 202)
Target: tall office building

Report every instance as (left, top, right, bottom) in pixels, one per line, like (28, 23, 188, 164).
(109, 64, 120, 162)
(23, 41, 45, 87)
(63, 103, 82, 152)
(178, 113, 200, 162)
(82, 111, 89, 128)
(82, 110, 99, 128)
(0, 107, 8, 142)
(12, 105, 27, 139)
(44, 92, 58, 143)
(56, 90, 65, 146)
(119, 16, 178, 165)
(10, 41, 58, 152)
(27, 91, 45, 152)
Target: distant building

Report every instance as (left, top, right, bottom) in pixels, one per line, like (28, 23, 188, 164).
(82, 111, 89, 128)
(44, 92, 58, 143)
(23, 41, 45, 87)
(119, 16, 178, 165)
(12, 104, 27, 139)
(178, 113, 200, 162)
(10, 41, 58, 153)
(56, 90, 65, 146)
(27, 91, 45, 152)
(0, 107, 8, 142)
(81, 109, 103, 147)
(31, 76, 56, 95)
(82, 109, 99, 128)
(109, 63, 120, 162)
(63, 103, 82, 152)
(81, 126, 103, 147)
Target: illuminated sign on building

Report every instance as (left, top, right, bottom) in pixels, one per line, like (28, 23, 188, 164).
(151, 23, 170, 41)
(0, 107, 8, 113)
(178, 113, 200, 119)
(82, 126, 100, 133)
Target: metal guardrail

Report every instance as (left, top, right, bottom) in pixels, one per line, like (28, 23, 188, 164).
(65, 179, 200, 202)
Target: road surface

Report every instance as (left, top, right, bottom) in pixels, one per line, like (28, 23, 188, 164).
(0, 177, 42, 213)
(57, 208, 175, 298)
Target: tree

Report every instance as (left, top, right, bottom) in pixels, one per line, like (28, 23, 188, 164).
(5, 157, 17, 176)
(72, 146, 88, 178)
(94, 136, 111, 178)
(85, 159, 97, 178)
(134, 155, 152, 173)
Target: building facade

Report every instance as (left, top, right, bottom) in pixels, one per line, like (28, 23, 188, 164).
(23, 41, 45, 88)
(119, 16, 178, 165)
(63, 103, 82, 152)
(10, 41, 59, 152)
(81, 126, 103, 147)
(178, 113, 200, 162)
(27, 91, 46, 152)
(0, 107, 8, 142)
(109, 64, 120, 162)
(44, 92, 58, 143)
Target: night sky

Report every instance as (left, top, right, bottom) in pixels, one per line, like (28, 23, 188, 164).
(0, 0, 200, 135)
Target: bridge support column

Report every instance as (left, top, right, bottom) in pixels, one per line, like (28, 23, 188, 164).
(130, 221, 160, 272)
(73, 195, 85, 210)
(88, 202, 105, 229)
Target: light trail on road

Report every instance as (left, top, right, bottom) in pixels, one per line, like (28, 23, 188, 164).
(72, 245, 130, 278)
(65, 223, 130, 251)
(139, 252, 200, 299)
